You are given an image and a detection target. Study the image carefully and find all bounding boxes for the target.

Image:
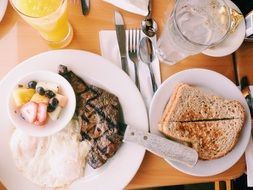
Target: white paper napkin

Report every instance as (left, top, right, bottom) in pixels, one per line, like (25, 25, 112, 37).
(246, 136, 253, 187)
(99, 30, 161, 109)
(103, 0, 149, 16)
(245, 87, 253, 187)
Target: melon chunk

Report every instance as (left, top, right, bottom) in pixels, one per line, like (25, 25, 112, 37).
(31, 93, 49, 104)
(55, 94, 68, 107)
(48, 106, 62, 121)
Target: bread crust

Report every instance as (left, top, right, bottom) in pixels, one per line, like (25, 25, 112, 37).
(159, 83, 185, 131)
(161, 84, 245, 122)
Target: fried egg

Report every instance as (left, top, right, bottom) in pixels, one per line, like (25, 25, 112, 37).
(10, 119, 90, 188)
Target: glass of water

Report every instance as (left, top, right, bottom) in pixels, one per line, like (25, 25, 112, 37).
(156, 0, 231, 64)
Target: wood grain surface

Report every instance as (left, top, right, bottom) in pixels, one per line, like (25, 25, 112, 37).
(0, 0, 249, 189)
(236, 42, 253, 84)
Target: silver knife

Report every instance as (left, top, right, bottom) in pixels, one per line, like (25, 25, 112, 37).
(122, 125, 198, 167)
(114, 11, 129, 74)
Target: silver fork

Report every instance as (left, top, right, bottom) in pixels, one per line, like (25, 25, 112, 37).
(128, 29, 141, 89)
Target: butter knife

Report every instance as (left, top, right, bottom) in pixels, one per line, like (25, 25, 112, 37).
(241, 76, 253, 117)
(122, 125, 198, 167)
(114, 11, 129, 74)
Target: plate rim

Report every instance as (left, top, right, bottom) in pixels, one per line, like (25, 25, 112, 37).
(150, 68, 251, 176)
(202, 0, 245, 57)
(0, 49, 148, 189)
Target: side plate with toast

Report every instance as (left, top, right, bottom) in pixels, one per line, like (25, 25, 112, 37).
(150, 69, 251, 176)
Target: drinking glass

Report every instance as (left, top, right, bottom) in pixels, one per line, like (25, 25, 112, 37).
(156, 0, 231, 64)
(10, 0, 73, 48)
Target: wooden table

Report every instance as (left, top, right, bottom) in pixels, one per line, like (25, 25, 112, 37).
(0, 0, 250, 189)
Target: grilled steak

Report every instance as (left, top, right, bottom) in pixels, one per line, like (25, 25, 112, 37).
(58, 65, 123, 169)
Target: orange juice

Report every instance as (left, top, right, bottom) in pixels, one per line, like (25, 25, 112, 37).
(10, 0, 73, 48)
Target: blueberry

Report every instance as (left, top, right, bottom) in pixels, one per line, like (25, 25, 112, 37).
(49, 97, 59, 107)
(28, 81, 37, 89)
(36, 87, 45, 95)
(47, 98, 59, 112)
(47, 104, 56, 112)
(45, 90, 55, 98)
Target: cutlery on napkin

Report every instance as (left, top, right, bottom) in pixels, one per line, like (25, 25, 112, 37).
(103, 0, 149, 16)
(99, 30, 161, 109)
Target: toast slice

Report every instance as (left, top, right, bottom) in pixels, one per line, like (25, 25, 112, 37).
(160, 83, 245, 122)
(159, 83, 246, 160)
(159, 119, 244, 159)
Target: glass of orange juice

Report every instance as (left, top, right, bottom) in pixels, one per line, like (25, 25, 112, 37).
(10, 0, 73, 48)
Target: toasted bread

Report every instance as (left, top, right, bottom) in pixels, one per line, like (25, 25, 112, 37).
(159, 119, 243, 159)
(160, 84, 245, 122)
(159, 83, 246, 160)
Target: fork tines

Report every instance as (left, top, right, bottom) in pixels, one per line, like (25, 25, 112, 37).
(128, 28, 141, 89)
(128, 29, 141, 53)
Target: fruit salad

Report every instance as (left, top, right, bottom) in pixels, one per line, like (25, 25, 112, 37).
(12, 80, 68, 126)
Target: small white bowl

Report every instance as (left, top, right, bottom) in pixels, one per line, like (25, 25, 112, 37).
(7, 70, 76, 137)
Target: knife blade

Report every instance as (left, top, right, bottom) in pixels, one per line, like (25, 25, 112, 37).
(122, 125, 198, 167)
(114, 11, 129, 74)
(241, 76, 253, 117)
(80, 0, 89, 15)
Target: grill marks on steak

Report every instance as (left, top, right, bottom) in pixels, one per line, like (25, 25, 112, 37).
(58, 65, 123, 169)
(58, 65, 88, 94)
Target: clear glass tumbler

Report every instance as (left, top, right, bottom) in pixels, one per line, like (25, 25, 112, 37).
(156, 0, 231, 64)
(10, 0, 73, 48)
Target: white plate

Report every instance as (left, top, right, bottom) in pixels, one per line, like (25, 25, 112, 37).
(0, 49, 148, 189)
(0, 0, 8, 22)
(202, 0, 245, 57)
(150, 68, 251, 176)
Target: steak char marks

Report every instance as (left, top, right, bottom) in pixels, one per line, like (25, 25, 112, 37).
(58, 65, 123, 169)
